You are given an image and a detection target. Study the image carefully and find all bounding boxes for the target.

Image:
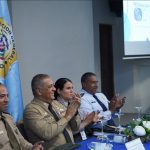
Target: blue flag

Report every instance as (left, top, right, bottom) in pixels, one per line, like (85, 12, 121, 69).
(0, 0, 23, 122)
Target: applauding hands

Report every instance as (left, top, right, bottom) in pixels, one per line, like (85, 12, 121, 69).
(65, 93, 81, 121)
(32, 141, 44, 150)
(109, 94, 126, 113)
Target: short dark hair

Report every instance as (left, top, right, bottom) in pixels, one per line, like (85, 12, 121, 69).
(31, 74, 50, 96)
(0, 82, 4, 86)
(81, 72, 96, 83)
(54, 78, 72, 99)
(0, 83, 6, 89)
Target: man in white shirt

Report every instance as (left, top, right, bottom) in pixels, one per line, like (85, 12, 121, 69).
(78, 72, 125, 129)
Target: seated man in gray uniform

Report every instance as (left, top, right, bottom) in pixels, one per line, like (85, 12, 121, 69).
(78, 72, 125, 130)
(0, 83, 43, 150)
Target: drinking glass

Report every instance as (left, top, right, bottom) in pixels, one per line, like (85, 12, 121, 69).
(115, 109, 123, 134)
(87, 142, 113, 150)
(135, 106, 142, 121)
(87, 142, 95, 150)
(97, 114, 108, 141)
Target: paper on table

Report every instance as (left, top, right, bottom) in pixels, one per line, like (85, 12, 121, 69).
(125, 138, 145, 150)
(88, 142, 113, 150)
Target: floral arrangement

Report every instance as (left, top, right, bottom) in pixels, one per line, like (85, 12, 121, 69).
(124, 115, 150, 143)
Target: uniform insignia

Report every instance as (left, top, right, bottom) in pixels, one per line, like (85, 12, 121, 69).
(52, 101, 66, 117)
(0, 130, 4, 135)
(44, 114, 53, 121)
(15, 129, 19, 134)
(49, 116, 53, 120)
(44, 112, 48, 115)
(80, 93, 85, 97)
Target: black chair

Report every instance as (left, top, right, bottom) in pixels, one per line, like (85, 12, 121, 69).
(16, 121, 29, 141)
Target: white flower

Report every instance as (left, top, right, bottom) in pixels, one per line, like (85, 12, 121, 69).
(133, 126, 146, 136)
(143, 121, 150, 129)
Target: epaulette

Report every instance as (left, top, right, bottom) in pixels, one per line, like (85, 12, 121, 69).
(80, 93, 85, 97)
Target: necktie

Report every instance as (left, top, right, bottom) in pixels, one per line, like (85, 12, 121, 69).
(1, 115, 21, 150)
(92, 94, 116, 126)
(93, 94, 107, 111)
(48, 104, 72, 143)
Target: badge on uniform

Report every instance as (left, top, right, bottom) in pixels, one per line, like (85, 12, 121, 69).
(0, 130, 4, 135)
(80, 130, 87, 140)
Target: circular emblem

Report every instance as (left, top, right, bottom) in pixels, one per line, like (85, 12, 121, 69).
(0, 17, 17, 78)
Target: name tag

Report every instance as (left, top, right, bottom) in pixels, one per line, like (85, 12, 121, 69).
(80, 130, 87, 140)
(125, 138, 145, 150)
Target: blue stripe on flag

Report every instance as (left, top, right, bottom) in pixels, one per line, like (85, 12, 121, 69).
(0, 0, 11, 25)
(5, 62, 24, 122)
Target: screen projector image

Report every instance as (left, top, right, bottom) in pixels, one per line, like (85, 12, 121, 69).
(123, 0, 150, 56)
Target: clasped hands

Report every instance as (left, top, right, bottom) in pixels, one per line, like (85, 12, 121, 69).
(32, 141, 44, 150)
(65, 93, 81, 120)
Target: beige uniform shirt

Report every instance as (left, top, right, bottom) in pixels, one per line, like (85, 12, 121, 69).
(56, 97, 81, 133)
(23, 98, 81, 150)
(0, 113, 32, 150)
(0, 115, 12, 150)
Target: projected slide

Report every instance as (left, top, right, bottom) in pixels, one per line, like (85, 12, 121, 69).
(123, 0, 150, 56)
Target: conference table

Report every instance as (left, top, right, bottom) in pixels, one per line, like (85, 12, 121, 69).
(76, 136, 150, 150)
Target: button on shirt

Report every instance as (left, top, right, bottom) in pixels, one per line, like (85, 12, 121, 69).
(78, 89, 112, 127)
(0, 117, 13, 150)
